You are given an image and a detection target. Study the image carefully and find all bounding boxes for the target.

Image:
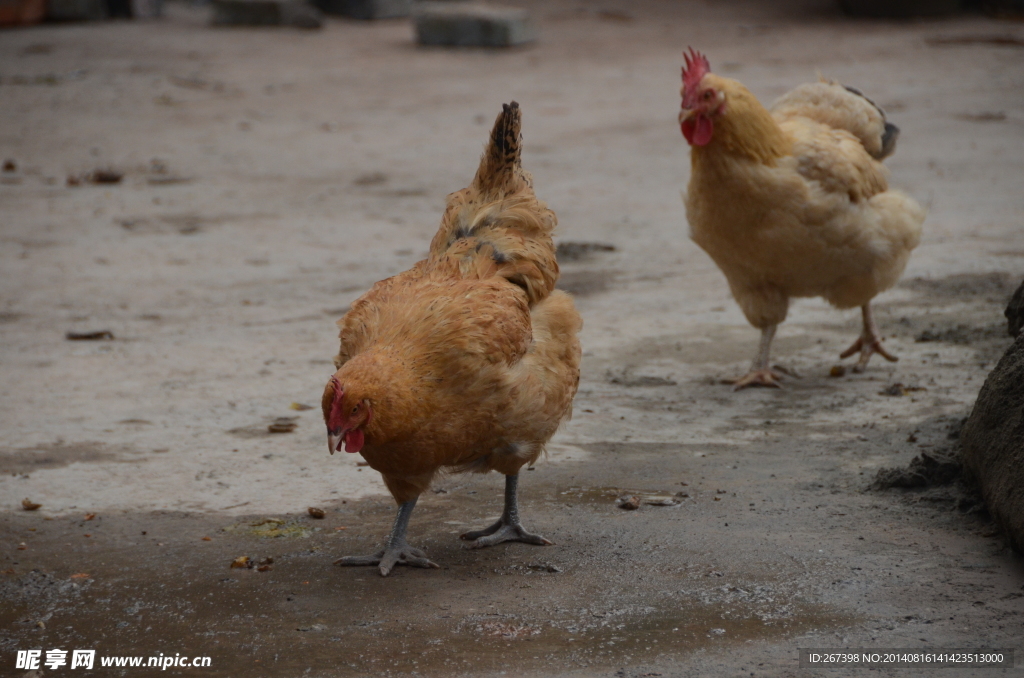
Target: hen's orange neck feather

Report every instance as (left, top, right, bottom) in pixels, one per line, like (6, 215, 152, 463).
(693, 75, 791, 166)
(329, 349, 425, 446)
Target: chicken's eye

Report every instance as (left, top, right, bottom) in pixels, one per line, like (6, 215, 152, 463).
(703, 90, 714, 100)
(351, 406, 359, 415)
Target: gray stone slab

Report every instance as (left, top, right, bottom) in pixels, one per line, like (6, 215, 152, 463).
(211, 0, 323, 27)
(47, 0, 107, 20)
(315, 0, 409, 19)
(414, 3, 535, 47)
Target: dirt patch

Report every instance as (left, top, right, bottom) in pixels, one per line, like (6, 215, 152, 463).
(900, 272, 1019, 305)
(556, 269, 616, 297)
(0, 443, 120, 475)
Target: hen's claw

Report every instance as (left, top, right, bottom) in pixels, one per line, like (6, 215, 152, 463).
(334, 497, 438, 576)
(461, 520, 552, 548)
(841, 304, 897, 372)
(840, 335, 898, 372)
(461, 473, 552, 550)
(335, 545, 439, 577)
(732, 368, 784, 390)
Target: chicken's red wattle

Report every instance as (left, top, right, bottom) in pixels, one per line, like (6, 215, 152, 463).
(344, 429, 364, 454)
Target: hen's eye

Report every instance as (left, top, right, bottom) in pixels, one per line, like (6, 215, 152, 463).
(351, 406, 359, 415)
(703, 90, 713, 100)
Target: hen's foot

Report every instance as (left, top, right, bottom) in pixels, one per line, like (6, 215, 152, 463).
(731, 368, 784, 390)
(334, 543, 439, 577)
(461, 519, 553, 549)
(839, 335, 897, 373)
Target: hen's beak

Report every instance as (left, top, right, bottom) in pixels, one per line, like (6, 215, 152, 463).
(327, 431, 344, 456)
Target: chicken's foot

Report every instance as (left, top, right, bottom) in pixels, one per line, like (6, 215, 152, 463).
(840, 304, 898, 372)
(732, 325, 784, 390)
(334, 497, 439, 576)
(461, 474, 552, 549)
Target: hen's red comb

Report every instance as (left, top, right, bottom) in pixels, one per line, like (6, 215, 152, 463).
(681, 47, 710, 106)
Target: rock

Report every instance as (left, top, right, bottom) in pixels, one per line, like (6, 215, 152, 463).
(314, 0, 408, 19)
(1005, 278, 1024, 337)
(961, 333, 1024, 552)
(211, 0, 323, 28)
(414, 3, 536, 47)
(839, 0, 961, 18)
(47, 0, 107, 20)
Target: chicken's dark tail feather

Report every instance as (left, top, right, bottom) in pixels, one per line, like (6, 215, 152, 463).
(844, 84, 899, 159)
(472, 101, 528, 198)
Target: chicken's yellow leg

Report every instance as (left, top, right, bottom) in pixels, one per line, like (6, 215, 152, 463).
(732, 325, 785, 389)
(840, 304, 898, 372)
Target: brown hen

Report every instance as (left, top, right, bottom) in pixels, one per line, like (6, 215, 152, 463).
(322, 102, 581, 576)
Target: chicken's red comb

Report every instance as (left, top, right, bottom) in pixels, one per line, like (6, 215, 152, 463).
(681, 47, 710, 105)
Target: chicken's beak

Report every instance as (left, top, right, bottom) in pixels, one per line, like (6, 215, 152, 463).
(327, 431, 344, 456)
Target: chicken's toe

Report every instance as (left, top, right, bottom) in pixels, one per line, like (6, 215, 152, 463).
(335, 545, 439, 576)
(464, 521, 553, 549)
(731, 368, 784, 390)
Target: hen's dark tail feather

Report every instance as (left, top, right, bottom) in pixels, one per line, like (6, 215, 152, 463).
(471, 101, 530, 199)
(428, 101, 559, 306)
(843, 84, 899, 159)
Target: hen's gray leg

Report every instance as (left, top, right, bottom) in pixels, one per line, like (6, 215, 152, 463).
(335, 497, 439, 576)
(461, 474, 552, 548)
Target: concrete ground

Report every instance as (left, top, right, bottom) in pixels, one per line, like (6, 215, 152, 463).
(2, 0, 1023, 675)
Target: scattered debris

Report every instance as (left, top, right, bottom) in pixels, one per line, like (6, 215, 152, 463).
(289, 402, 314, 411)
(296, 623, 327, 632)
(22, 498, 41, 511)
(880, 383, 926, 396)
(70, 573, 90, 579)
(84, 513, 95, 520)
(17, 543, 27, 550)
(268, 417, 298, 433)
(616, 495, 641, 510)
(224, 518, 312, 539)
(307, 507, 325, 519)
(2, 159, 16, 172)
(829, 365, 846, 377)
(526, 562, 562, 573)
(607, 371, 676, 387)
(66, 330, 114, 341)
(644, 496, 680, 507)
(230, 556, 273, 571)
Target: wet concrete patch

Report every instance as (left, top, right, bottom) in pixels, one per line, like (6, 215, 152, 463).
(0, 502, 861, 677)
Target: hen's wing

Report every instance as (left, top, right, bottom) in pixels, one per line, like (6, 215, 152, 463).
(779, 116, 889, 203)
(772, 80, 898, 160)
